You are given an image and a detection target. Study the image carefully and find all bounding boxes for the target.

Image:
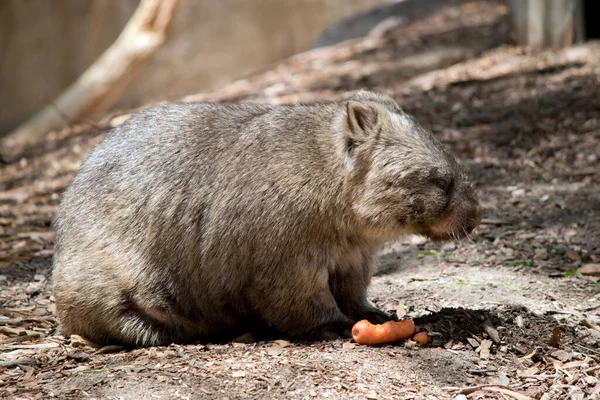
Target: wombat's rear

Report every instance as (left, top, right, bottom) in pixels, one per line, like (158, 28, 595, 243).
(53, 92, 482, 346)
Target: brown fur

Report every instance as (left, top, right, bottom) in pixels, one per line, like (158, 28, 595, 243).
(52, 91, 482, 346)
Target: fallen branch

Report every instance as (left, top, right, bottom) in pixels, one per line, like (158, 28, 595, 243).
(3, 0, 180, 146)
(445, 384, 532, 400)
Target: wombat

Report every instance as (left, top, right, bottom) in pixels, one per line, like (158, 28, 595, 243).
(52, 91, 482, 347)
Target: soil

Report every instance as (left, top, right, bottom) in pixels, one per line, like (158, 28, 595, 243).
(1, 1, 599, 399)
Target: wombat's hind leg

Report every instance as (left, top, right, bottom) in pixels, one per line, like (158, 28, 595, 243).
(258, 281, 356, 341)
(114, 297, 194, 347)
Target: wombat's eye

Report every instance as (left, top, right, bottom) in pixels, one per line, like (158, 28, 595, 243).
(431, 178, 453, 194)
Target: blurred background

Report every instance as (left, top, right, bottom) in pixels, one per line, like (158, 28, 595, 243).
(1, 0, 597, 142)
(0, 0, 383, 136)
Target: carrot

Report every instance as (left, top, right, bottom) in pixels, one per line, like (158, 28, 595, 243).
(351, 319, 415, 345)
(412, 331, 429, 346)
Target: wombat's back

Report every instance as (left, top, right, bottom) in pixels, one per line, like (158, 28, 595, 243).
(52, 101, 347, 345)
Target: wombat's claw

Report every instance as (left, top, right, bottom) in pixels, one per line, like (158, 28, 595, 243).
(358, 308, 396, 324)
(308, 320, 353, 341)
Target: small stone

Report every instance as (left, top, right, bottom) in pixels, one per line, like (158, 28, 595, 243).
(266, 344, 283, 356)
(69, 334, 89, 348)
(67, 351, 90, 361)
(232, 370, 246, 378)
(555, 200, 567, 209)
(33, 308, 49, 316)
(534, 248, 549, 260)
(408, 235, 427, 245)
(273, 339, 290, 348)
(109, 113, 132, 127)
(564, 229, 577, 238)
(511, 188, 525, 197)
(539, 194, 550, 203)
(442, 242, 456, 252)
(550, 349, 573, 362)
(566, 248, 580, 261)
(502, 248, 515, 258)
(579, 264, 600, 277)
(558, 264, 576, 271)
(490, 373, 510, 386)
(342, 342, 356, 350)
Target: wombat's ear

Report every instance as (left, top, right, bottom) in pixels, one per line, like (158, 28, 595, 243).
(345, 101, 382, 140)
(338, 101, 386, 169)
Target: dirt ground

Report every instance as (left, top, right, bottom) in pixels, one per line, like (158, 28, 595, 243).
(1, 1, 599, 399)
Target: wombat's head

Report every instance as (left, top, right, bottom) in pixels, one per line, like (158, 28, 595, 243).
(336, 91, 482, 241)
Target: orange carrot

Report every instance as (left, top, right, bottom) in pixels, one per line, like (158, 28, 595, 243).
(412, 331, 429, 346)
(351, 319, 415, 345)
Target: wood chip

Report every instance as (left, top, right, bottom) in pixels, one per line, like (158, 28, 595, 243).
(446, 384, 532, 399)
(515, 315, 524, 328)
(579, 264, 600, 277)
(481, 386, 533, 400)
(484, 320, 501, 344)
(550, 349, 574, 362)
(69, 334, 89, 348)
(0, 342, 58, 349)
(467, 337, 480, 348)
(477, 339, 492, 360)
(396, 303, 406, 319)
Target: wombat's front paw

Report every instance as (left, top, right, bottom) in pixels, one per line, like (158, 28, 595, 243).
(356, 307, 398, 324)
(307, 319, 354, 341)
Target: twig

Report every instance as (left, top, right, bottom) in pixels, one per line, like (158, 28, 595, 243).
(579, 304, 600, 312)
(0, 358, 35, 369)
(582, 319, 600, 332)
(480, 218, 512, 226)
(468, 366, 498, 375)
(0, 316, 56, 326)
(584, 365, 600, 374)
(575, 344, 600, 355)
(517, 373, 559, 380)
(445, 384, 531, 399)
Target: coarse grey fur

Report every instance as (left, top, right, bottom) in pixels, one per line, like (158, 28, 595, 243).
(52, 91, 482, 347)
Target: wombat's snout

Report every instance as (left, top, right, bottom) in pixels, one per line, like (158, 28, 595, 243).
(465, 202, 483, 234)
(427, 198, 483, 241)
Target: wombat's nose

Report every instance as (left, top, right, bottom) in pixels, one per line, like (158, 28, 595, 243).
(465, 203, 483, 234)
